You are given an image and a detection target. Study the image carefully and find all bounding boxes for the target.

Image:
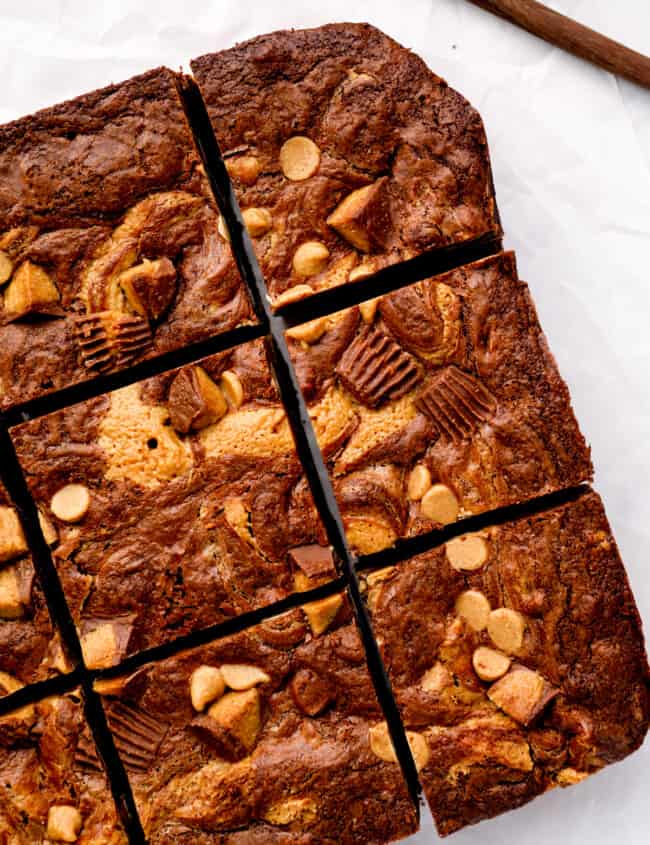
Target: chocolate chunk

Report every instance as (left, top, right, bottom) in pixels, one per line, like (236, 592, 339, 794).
(288, 545, 336, 579)
(378, 285, 444, 354)
(487, 664, 559, 726)
(106, 701, 168, 772)
(289, 668, 333, 716)
(119, 258, 177, 322)
(326, 177, 392, 253)
(415, 366, 496, 439)
(335, 325, 422, 408)
(168, 366, 227, 434)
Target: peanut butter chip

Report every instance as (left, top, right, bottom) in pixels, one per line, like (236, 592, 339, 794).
(226, 155, 261, 185)
(420, 483, 458, 524)
(0, 251, 13, 284)
(273, 284, 315, 308)
(0, 505, 28, 563)
(348, 262, 376, 283)
(292, 241, 330, 276)
(407, 464, 432, 501)
(286, 316, 328, 344)
(50, 484, 90, 523)
(220, 664, 271, 690)
(446, 534, 488, 571)
(279, 136, 321, 180)
(358, 297, 379, 324)
(368, 721, 397, 762)
(190, 665, 226, 711)
(455, 590, 491, 631)
(47, 806, 82, 842)
(407, 731, 430, 772)
(220, 370, 244, 409)
(242, 207, 273, 237)
(487, 608, 525, 654)
(472, 646, 511, 681)
(38, 509, 58, 546)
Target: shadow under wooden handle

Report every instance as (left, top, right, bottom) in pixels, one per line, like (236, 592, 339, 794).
(467, 0, 650, 90)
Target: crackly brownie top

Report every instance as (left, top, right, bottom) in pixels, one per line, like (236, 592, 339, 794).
(0, 690, 127, 844)
(191, 23, 501, 305)
(286, 251, 592, 555)
(0, 67, 252, 410)
(97, 593, 418, 845)
(363, 490, 650, 835)
(11, 338, 338, 663)
(0, 480, 64, 695)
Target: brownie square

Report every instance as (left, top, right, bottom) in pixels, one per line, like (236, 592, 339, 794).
(0, 688, 127, 843)
(285, 251, 592, 555)
(191, 23, 501, 308)
(96, 591, 418, 845)
(0, 480, 67, 695)
(11, 338, 336, 664)
(0, 67, 254, 410)
(361, 489, 650, 835)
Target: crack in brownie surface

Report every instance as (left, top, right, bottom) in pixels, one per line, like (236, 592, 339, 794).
(11, 339, 336, 662)
(0, 689, 127, 844)
(362, 490, 650, 835)
(191, 23, 501, 306)
(0, 67, 254, 410)
(96, 593, 418, 844)
(286, 252, 592, 554)
(0, 480, 67, 695)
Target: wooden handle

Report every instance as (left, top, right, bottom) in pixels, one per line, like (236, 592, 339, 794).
(467, 0, 650, 89)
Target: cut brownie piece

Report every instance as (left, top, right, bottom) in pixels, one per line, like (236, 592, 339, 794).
(11, 338, 335, 663)
(191, 23, 501, 307)
(285, 251, 592, 554)
(0, 67, 254, 410)
(362, 489, 650, 835)
(0, 688, 127, 843)
(96, 591, 418, 844)
(0, 479, 67, 695)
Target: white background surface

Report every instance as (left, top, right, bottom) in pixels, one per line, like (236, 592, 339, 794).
(1, 0, 648, 842)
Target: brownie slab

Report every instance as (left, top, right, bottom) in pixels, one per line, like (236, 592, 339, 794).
(191, 23, 501, 307)
(0, 689, 127, 843)
(96, 591, 418, 845)
(286, 251, 592, 554)
(0, 480, 67, 696)
(362, 490, 650, 835)
(11, 339, 336, 664)
(0, 67, 254, 410)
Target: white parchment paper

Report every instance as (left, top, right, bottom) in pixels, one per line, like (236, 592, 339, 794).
(1, 1, 648, 842)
